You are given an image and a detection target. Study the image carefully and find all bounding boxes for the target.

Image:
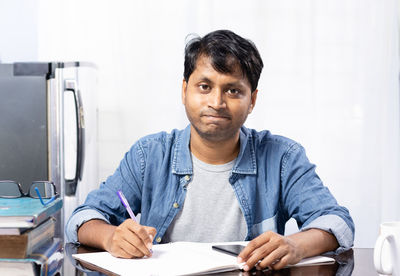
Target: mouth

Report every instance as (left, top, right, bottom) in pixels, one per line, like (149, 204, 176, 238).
(201, 112, 231, 119)
(202, 114, 231, 122)
(203, 115, 230, 119)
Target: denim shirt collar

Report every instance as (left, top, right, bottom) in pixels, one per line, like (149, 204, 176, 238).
(172, 125, 257, 175)
(171, 125, 192, 175)
(233, 127, 257, 174)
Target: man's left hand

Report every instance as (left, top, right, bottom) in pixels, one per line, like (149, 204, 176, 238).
(237, 231, 304, 271)
(237, 228, 339, 271)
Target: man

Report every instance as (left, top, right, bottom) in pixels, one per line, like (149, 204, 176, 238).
(66, 30, 354, 271)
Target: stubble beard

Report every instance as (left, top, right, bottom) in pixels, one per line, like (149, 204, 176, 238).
(192, 122, 238, 142)
(187, 112, 246, 143)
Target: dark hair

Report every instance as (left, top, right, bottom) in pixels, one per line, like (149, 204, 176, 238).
(184, 30, 263, 92)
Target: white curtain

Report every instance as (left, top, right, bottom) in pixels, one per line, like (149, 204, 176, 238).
(36, 0, 400, 247)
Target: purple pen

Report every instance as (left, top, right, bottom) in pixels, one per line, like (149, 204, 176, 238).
(117, 190, 137, 222)
(117, 190, 153, 253)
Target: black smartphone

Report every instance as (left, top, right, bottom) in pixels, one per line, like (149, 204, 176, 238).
(212, 244, 246, 257)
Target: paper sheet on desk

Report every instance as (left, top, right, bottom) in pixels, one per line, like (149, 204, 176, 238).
(72, 242, 335, 276)
(73, 242, 241, 276)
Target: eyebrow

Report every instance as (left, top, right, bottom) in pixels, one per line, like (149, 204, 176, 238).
(197, 77, 214, 84)
(197, 76, 245, 88)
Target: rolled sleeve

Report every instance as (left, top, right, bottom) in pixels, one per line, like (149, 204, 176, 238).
(65, 209, 109, 244)
(301, 214, 354, 254)
(64, 142, 146, 245)
(280, 143, 355, 253)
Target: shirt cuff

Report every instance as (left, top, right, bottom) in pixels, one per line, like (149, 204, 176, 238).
(300, 214, 354, 254)
(65, 208, 109, 244)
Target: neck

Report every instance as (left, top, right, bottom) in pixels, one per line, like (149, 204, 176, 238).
(189, 126, 240, 165)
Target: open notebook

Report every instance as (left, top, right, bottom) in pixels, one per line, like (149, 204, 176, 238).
(72, 241, 335, 276)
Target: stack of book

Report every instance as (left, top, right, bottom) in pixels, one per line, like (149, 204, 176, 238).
(0, 197, 63, 275)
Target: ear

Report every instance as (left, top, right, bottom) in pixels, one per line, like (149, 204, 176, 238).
(182, 79, 188, 105)
(248, 89, 258, 114)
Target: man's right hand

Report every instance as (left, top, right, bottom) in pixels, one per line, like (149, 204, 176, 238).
(105, 219, 157, 258)
(77, 219, 157, 259)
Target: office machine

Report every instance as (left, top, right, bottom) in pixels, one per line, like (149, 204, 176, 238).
(0, 62, 99, 274)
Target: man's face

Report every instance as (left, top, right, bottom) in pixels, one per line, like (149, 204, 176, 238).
(182, 55, 258, 142)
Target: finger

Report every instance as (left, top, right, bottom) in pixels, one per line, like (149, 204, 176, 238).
(122, 230, 153, 257)
(115, 223, 152, 257)
(270, 255, 290, 270)
(118, 237, 146, 258)
(124, 220, 154, 251)
(110, 246, 132, 258)
(257, 247, 287, 270)
(243, 242, 279, 270)
(238, 232, 272, 262)
(131, 222, 155, 248)
(109, 238, 143, 259)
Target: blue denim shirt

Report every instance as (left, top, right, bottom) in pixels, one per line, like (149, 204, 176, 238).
(66, 125, 354, 252)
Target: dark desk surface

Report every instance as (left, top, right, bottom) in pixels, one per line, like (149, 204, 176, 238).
(64, 244, 378, 276)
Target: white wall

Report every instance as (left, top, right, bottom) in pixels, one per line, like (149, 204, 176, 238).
(1, 0, 399, 248)
(0, 0, 38, 62)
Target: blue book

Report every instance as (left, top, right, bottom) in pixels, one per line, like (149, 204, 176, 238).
(0, 238, 63, 276)
(0, 197, 63, 228)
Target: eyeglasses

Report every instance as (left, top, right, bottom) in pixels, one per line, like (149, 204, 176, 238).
(0, 180, 58, 206)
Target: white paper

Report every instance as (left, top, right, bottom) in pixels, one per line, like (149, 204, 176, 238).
(72, 242, 335, 276)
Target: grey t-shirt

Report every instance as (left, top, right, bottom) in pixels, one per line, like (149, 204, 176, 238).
(163, 154, 247, 243)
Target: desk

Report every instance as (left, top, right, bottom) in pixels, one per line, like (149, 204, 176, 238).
(64, 244, 378, 276)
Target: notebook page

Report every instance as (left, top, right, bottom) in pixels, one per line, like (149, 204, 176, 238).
(73, 241, 335, 275)
(73, 242, 241, 276)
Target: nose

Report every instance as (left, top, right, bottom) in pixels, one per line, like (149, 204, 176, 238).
(208, 88, 226, 110)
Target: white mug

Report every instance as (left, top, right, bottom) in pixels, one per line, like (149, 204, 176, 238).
(374, 221, 400, 275)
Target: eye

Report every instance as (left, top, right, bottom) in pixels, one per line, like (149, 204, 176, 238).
(227, 88, 240, 95)
(199, 84, 210, 91)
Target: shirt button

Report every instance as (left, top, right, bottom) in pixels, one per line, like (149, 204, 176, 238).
(156, 237, 161, 243)
(184, 175, 190, 181)
(173, 202, 179, 208)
